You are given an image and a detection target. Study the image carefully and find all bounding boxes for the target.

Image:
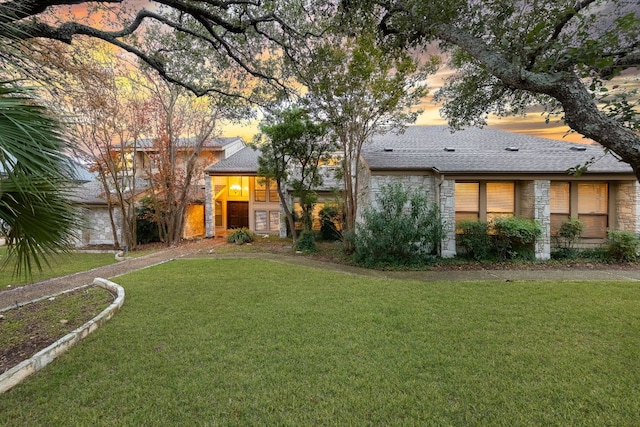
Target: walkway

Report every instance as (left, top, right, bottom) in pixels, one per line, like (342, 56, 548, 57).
(3, 239, 640, 311)
(0, 239, 222, 311)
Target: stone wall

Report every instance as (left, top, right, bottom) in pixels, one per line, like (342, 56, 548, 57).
(205, 178, 213, 238)
(72, 206, 122, 247)
(615, 181, 640, 233)
(439, 179, 456, 258)
(533, 180, 551, 260)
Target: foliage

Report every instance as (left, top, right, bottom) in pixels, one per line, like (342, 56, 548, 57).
(492, 217, 542, 261)
(319, 204, 342, 241)
(294, 230, 317, 253)
(353, 183, 444, 267)
(136, 199, 161, 245)
(227, 228, 256, 245)
(256, 106, 333, 242)
(556, 218, 584, 249)
(605, 229, 639, 262)
(0, 82, 77, 276)
(296, 30, 436, 247)
(457, 220, 492, 261)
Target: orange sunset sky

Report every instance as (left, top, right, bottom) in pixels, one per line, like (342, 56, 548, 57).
(60, 2, 639, 145)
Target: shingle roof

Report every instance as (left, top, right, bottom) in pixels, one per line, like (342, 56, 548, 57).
(69, 178, 149, 204)
(362, 126, 633, 174)
(204, 146, 260, 174)
(134, 136, 243, 151)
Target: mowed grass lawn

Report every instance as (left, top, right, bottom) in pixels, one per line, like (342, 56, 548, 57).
(0, 247, 117, 290)
(1, 259, 639, 426)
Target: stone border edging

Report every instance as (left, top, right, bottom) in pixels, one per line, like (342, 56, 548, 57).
(0, 278, 125, 394)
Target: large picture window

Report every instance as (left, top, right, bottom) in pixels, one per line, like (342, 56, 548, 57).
(550, 182, 608, 239)
(455, 181, 514, 225)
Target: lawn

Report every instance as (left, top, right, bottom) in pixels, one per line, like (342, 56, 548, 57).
(1, 258, 639, 426)
(0, 247, 128, 290)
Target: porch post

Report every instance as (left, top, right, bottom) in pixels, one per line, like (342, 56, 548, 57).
(534, 180, 551, 260)
(439, 178, 456, 258)
(205, 175, 214, 238)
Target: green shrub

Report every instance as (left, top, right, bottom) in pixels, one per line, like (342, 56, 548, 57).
(492, 216, 542, 260)
(557, 218, 584, 249)
(605, 229, 639, 262)
(136, 198, 160, 244)
(294, 230, 317, 253)
(227, 228, 256, 245)
(319, 205, 342, 241)
(353, 183, 445, 267)
(457, 220, 492, 260)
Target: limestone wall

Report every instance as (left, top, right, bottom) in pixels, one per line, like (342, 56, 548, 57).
(615, 181, 640, 233)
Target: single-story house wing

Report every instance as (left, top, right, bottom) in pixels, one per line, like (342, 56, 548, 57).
(359, 126, 638, 259)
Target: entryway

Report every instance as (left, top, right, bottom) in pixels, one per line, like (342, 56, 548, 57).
(227, 201, 249, 229)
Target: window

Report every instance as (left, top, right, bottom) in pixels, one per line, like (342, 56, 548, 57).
(578, 183, 608, 238)
(550, 182, 608, 239)
(486, 182, 514, 222)
(455, 181, 514, 225)
(255, 211, 267, 231)
(269, 180, 279, 202)
(455, 183, 479, 224)
(255, 178, 267, 202)
(550, 182, 570, 235)
(255, 210, 280, 232)
(255, 177, 279, 203)
(269, 211, 280, 231)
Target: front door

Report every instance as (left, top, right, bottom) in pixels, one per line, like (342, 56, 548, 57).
(227, 201, 249, 229)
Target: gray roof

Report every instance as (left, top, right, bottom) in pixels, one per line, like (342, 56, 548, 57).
(69, 180, 108, 204)
(204, 146, 260, 174)
(69, 178, 149, 204)
(134, 136, 243, 151)
(362, 126, 633, 175)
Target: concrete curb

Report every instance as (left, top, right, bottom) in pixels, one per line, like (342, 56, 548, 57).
(0, 278, 125, 394)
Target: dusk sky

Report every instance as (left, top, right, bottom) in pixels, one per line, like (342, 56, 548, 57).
(59, 1, 639, 145)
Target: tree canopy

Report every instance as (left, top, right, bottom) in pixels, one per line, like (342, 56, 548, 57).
(347, 0, 640, 176)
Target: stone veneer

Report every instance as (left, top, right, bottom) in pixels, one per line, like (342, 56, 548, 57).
(439, 179, 456, 258)
(533, 180, 551, 260)
(72, 207, 123, 247)
(205, 178, 213, 238)
(615, 181, 640, 233)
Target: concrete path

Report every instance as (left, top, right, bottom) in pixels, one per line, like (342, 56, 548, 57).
(0, 239, 223, 311)
(3, 239, 640, 311)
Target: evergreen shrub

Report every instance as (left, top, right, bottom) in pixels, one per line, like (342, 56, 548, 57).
(353, 183, 445, 267)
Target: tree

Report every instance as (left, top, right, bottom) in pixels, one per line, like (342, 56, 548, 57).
(347, 0, 640, 178)
(295, 32, 433, 248)
(0, 0, 304, 102)
(255, 107, 333, 243)
(43, 41, 148, 250)
(0, 82, 77, 275)
(139, 71, 240, 246)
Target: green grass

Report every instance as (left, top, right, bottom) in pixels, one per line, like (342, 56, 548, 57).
(0, 247, 118, 289)
(1, 259, 639, 425)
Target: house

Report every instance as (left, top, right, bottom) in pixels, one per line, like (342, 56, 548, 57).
(203, 146, 341, 237)
(69, 180, 124, 247)
(71, 136, 246, 247)
(134, 136, 246, 239)
(204, 126, 638, 259)
(359, 126, 638, 259)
